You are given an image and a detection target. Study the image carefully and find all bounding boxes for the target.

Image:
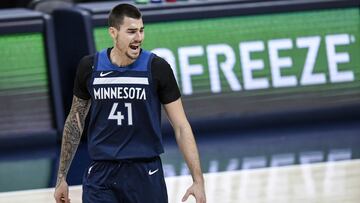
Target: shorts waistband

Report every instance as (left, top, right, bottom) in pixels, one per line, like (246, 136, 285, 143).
(93, 156, 159, 164)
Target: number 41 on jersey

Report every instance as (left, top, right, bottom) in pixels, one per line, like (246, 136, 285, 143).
(108, 103, 133, 126)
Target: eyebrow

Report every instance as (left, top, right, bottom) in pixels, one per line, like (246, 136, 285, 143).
(127, 27, 145, 31)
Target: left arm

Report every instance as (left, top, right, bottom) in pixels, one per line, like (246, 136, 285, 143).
(164, 98, 206, 203)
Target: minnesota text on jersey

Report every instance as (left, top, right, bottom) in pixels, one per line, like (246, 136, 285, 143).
(93, 87, 146, 100)
(93, 76, 148, 100)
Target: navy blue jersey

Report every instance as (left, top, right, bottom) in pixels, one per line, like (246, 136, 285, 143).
(86, 49, 163, 160)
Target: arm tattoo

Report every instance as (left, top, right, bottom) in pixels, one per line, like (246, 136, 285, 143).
(56, 96, 91, 187)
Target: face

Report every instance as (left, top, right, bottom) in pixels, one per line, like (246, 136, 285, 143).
(109, 16, 144, 61)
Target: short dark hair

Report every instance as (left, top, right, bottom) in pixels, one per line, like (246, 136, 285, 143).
(108, 3, 142, 29)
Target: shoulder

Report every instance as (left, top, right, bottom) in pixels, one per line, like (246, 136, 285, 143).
(79, 54, 95, 67)
(151, 54, 169, 66)
(76, 54, 95, 74)
(151, 54, 172, 73)
(149, 53, 181, 103)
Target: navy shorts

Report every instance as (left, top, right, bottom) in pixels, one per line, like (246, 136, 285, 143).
(82, 156, 168, 203)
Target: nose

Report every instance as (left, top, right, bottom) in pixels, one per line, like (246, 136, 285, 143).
(134, 31, 143, 42)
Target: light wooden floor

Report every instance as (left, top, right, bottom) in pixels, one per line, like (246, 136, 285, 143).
(0, 159, 359, 203)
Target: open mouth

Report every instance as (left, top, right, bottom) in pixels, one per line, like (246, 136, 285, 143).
(130, 44, 139, 50)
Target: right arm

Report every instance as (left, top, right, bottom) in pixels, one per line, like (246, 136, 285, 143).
(54, 96, 91, 203)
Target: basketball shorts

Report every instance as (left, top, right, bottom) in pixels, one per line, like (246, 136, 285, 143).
(82, 156, 168, 203)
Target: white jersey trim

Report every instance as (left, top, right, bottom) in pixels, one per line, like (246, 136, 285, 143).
(93, 77, 149, 85)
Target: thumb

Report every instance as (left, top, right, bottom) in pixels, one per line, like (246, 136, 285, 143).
(182, 189, 191, 202)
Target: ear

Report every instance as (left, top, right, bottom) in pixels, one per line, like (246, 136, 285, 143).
(108, 27, 117, 42)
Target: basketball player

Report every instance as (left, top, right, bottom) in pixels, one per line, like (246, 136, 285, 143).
(54, 3, 206, 203)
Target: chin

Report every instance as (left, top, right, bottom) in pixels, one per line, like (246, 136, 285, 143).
(127, 52, 140, 60)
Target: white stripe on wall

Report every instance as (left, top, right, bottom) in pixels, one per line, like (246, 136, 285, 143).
(93, 77, 149, 85)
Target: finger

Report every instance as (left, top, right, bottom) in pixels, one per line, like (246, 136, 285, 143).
(54, 193, 63, 203)
(182, 189, 191, 202)
(55, 196, 61, 203)
(60, 192, 70, 203)
(60, 197, 70, 203)
(193, 193, 202, 203)
(196, 196, 206, 203)
(64, 188, 70, 203)
(64, 195, 70, 203)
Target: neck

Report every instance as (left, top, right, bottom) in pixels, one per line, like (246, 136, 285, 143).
(110, 48, 135, 67)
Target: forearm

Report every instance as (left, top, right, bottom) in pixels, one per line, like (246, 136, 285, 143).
(175, 123, 204, 184)
(56, 96, 90, 186)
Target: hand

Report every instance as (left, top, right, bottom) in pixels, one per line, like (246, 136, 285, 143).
(182, 182, 206, 203)
(54, 178, 70, 203)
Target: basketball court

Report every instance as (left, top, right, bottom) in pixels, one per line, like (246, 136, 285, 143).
(1, 159, 359, 203)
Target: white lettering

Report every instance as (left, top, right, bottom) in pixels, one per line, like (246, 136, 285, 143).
(94, 88, 101, 99)
(128, 88, 135, 99)
(137, 87, 146, 100)
(150, 34, 355, 95)
(269, 39, 297, 87)
(297, 36, 326, 85)
(240, 41, 269, 90)
(179, 46, 204, 95)
(326, 34, 354, 83)
(103, 88, 110, 99)
(93, 87, 146, 100)
(111, 88, 116, 99)
(206, 44, 241, 93)
(123, 87, 128, 98)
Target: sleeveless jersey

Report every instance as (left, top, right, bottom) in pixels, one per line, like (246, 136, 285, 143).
(86, 49, 163, 160)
